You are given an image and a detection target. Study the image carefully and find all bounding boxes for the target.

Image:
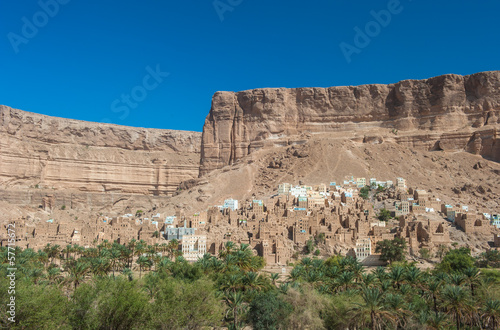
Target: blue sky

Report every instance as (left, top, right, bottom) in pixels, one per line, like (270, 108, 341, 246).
(1, 0, 499, 132)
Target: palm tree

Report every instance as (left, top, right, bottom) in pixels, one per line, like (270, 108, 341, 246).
(219, 241, 235, 259)
(374, 266, 387, 282)
(136, 255, 150, 278)
(389, 265, 405, 289)
(405, 266, 421, 288)
(424, 278, 442, 317)
(337, 271, 355, 292)
(426, 312, 451, 330)
(225, 291, 245, 329)
(362, 273, 377, 287)
(270, 273, 280, 286)
(166, 239, 179, 260)
(221, 274, 242, 293)
(47, 267, 63, 284)
(481, 299, 500, 330)
(351, 262, 365, 283)
(62, 244, 72, 260)
(49, 244, 62, 265)
(109, 247, 122, 277)
(351, 287, 396, 330)
(383, 293, 410, 328)
(441, 285, 470, 330)
(463, 267, 480, 297)
(90, 257, 110, 277)
(448, 273, 465, 286)
(243, 272, 268, 291)
(37, 250, 49, 268)
(67, 260, 90, 289)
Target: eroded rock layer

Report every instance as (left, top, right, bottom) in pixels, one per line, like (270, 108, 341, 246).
(0, 105, 201, 196)
(200, 71, 500, 176)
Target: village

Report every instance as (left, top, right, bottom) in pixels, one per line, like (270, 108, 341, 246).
(2, 177, 500, 266)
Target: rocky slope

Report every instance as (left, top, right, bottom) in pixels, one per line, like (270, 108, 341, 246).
(200, 71, 500, 175)
(0, 105, 201, 196)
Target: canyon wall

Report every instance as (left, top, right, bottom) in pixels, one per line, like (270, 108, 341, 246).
(0, 105, 201, 196)
(200, 71, 500, 175)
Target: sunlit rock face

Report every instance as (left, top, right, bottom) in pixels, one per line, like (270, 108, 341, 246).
(0, 105, 201, 196)
(200, 71, 500, 176)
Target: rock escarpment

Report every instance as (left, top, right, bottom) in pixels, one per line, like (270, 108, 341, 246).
(200, 71, 500, 176)
(0, 105, 201, 196)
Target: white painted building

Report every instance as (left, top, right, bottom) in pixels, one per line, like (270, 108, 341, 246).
(223, 199, 239, 211)
(290, 186, 308, 197)
(355, 238, 372, 261)
(182, 235, 207, 261)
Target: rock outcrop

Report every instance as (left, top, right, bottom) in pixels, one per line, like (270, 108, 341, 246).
(0, 105, 201, 196)
(200, 71, 500, 176)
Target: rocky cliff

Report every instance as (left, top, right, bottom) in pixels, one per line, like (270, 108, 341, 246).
(200, 71, 500, 176)
(0, 105, 201, 196)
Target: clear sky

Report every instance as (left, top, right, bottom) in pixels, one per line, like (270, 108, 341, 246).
(1, 0, 499, 132)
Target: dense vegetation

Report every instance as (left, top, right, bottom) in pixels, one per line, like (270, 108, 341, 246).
(1, 240, 500, 329)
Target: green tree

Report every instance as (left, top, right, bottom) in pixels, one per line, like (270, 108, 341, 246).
(70, 277, 150, 329)
(437, 247, 475, 273)
(477, 250, 500, 268)
(378, 208, 391, 221)
(249, 291, 292, 330)
(359, 186, 370, 200)
(11, 280, 70, 329)
(375, 238, 407, 264)
(148, 277, 224, 329)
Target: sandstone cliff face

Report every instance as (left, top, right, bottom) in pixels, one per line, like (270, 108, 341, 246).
(0, 105, 201, 195)
(200, 71, 500, 175)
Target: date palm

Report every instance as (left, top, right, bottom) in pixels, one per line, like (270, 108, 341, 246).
(337, 271, 355, 292)
(383, 293, 410, 328)
(67, 260, 90, 289)
(481, 299, 500, 329)
(448, 273, 466, 286)
(219, 241, 235, 259)
(136, 255, 150, 278)
(405, 266, 421, 288)
(270, 272, 280, 286)
(351, 287, 396, 330)
(243, 271, 268, 291)
(441, 285, 470, 330)
(90, 257, 111, 277)
(37, 250, 49, 268)
(225, 291, 245, 329)
(463, 267, 480, 297)
(424, 278, 442, 317)
(221, 274, 242, 293)
(389, 265, 405, 289)
(49, 244, 62, 265)
(426, 312, 451, 330)
(109, 247, 122, 277)
(47, 267, 63, 284)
